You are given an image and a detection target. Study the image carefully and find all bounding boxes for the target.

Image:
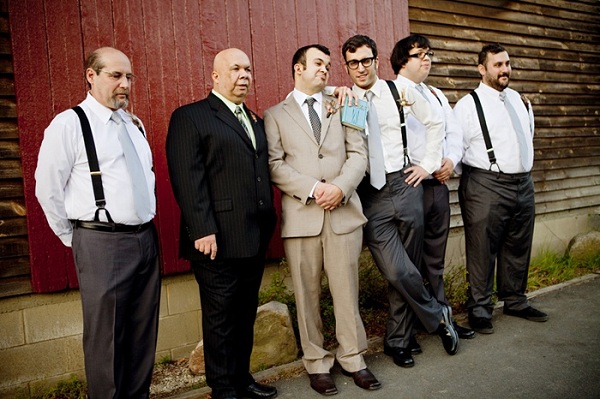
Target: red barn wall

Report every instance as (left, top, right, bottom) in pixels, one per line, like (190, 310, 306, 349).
(9, 0, 409, 292)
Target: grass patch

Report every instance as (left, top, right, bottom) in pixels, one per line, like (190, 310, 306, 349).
(23, 375, 86, 399)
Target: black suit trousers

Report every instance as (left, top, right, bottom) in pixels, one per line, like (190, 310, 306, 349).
(191, 255, 266, 398)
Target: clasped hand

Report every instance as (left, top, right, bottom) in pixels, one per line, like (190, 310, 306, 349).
(314, 182, 343, 210)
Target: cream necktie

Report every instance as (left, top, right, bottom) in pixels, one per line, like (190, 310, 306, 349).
(365, 91, 386, 189)
(112, 112, 151, 220)
(235, 106, 256, 148)
(499, 91, 530, 170)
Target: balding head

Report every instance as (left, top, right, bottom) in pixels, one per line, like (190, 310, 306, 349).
(212, 48, 252, 104)
(85, 47, 133, 110)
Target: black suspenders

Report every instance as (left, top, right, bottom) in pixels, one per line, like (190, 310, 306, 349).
(385, 80, 411, 167)
(469, 91, 501, 173)
(72, 106, 114, 222)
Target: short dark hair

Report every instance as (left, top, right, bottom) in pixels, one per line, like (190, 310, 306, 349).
(291, 44, 330, 78)
(390, 34, 432, 74)
(341, 35, 378, 61)
(478, 43, 506, 66)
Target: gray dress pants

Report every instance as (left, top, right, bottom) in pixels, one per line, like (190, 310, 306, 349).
(72, 224, 161, 399)
(459, 165, 535, 320)
(358, 171, 443, 348)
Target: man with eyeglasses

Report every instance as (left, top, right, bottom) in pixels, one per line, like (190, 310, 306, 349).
(265, 44, 380, 395)
(341, 34, 460, 369)
(391, 34, 475, 341)
(35, 47, 160, 398)
(454, 43, 547, 334)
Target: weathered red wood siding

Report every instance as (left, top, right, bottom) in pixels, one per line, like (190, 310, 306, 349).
(9, 0, 409, 292)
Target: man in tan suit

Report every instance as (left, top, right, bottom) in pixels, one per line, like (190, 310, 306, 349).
(265, 44, 380, 396)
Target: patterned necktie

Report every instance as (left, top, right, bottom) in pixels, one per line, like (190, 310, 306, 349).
(499, 91, 530, 170)
(235, 106, 256, 148)
(365, 91, 386, 189)
(305, 97, 321, 144)
(112, 112, 151, 220)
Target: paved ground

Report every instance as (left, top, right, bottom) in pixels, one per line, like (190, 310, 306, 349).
(172, 274, 600, 399)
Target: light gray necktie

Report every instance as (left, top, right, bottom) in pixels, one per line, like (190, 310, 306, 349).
(112, 112, 151, 220)
(499, 91, 530, 169)
(365, 90, 386, 189)
(235, 106, 256, 148)
(305, 97, 321, 144)
(415, 84, 430, 103)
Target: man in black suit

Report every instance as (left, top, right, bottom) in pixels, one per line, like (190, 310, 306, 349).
(166, 48, 277, 399)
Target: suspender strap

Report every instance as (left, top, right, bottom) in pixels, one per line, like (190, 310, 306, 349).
(385, 80, 411, 167)
(428, 85, 443, 106)
(71, 106, 114, 223)
(469, 91, 500, 172)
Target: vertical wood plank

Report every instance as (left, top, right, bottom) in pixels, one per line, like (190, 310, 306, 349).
(10, 0, 72, 292)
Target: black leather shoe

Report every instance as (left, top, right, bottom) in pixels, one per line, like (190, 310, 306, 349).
(453, 321, 475, 339)
(438, 305, 459, 355)
(504, 306, 549, 322)
(468, 315, 494, 334)
(237, 381, 277, 399)
(308, 373, 338, 396)
(408, 335, 422, 354)
(383, 345, 415, 368)
(341, 368, 382, 390)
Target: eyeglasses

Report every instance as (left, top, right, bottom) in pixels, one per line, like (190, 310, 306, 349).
(408, 51, 434, 60)
(100, 70, 136, 82)
(346, 57, 375, 70)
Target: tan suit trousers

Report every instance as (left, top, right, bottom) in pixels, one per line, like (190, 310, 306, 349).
(284, 212, 368, 374)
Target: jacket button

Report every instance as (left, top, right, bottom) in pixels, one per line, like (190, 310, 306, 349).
(318, 154, 323, 159)
(321, 179, 326, 183)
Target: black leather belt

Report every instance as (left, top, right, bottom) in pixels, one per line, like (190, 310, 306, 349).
(421, 178, 442, 186)
(71, 220, 152, 233)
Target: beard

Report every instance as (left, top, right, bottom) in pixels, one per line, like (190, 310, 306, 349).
(487, 73, 510, 92)
(111, 90, 129, 110)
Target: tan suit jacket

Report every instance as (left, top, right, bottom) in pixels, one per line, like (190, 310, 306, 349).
(264, 93, 367, 238)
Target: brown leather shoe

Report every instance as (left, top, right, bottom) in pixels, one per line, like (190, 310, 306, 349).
(341, 368, 382, 390)
(308, 373, 338, 396)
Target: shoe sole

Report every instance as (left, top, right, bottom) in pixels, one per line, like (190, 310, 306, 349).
(504, 310, 549, 322)
(473, 326, 494, 334)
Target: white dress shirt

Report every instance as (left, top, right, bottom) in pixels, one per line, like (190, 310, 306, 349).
(352, 78, 444, 174)
(35, 93, 156, 246)
(454, 82, 534, 173)
(396, 75, 463, 174)
(292, 89, 324, 126)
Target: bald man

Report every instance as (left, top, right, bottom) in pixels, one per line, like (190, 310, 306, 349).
(36, 47, 160, 398)
(166, 48, 277, 399)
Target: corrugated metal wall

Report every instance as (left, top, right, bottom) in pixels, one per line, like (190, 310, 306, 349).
(407, 0, 600, 229)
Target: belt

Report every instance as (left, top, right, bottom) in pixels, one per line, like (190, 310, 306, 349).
(421, 178, 442, 186)
(463, 164, 530, 180)
(71, 220, 152, 233)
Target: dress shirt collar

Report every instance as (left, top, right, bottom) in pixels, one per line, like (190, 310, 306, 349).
(84, 92, 120, 125)
(352, 77, 383, 100)
(292, 88, 323, 108)
(395, 74, 421, 89)
(211, 89, 246, 115)
(477, 81, 503, 98)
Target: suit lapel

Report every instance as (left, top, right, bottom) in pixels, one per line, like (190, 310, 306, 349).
(282, 95, 320, 145)
(208, 93, 254, 149)
(320, 94, 334, 143)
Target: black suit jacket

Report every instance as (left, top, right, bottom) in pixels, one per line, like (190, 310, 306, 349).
(166, 92, 276, 261)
